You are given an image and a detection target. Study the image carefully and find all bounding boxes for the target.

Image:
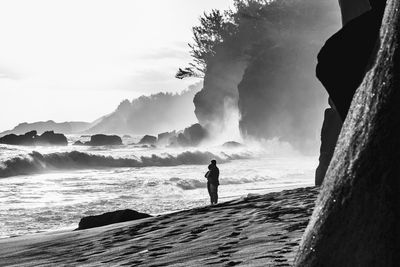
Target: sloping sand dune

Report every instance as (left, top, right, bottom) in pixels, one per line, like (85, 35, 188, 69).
(0, 187, 318, 267)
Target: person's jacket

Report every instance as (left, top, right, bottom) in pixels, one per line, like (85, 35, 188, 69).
(207, 164, 220, 186)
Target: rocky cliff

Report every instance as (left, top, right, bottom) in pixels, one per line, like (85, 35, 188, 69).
(191, 0, 341, 152)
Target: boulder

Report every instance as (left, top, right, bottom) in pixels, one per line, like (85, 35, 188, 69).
(172, 124, 208, 147)
(138, 135, 157, 145)
(157, 131, 176, 145)
(77, 209, 152, 230)
(184, 124, 208, 146)
(73, 140, 85, 146)
(35, 131, 68, 146)
(85, 134, 122, 146)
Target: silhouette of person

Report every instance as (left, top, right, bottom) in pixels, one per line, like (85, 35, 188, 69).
(316, 0, 387, 121)
(205, 159, 219, 205)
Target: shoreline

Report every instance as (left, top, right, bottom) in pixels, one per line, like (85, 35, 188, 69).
(0, 182, 313, 240)
(0, 186, 318, 266)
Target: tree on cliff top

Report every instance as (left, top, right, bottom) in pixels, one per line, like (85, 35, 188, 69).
(176, 9, 235, 79)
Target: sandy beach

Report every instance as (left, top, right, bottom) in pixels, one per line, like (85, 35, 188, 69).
(0, 187, 318, 266)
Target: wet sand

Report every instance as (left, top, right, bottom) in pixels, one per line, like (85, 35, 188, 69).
(0, 187, 318, 266)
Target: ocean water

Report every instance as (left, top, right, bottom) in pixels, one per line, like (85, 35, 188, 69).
(0, 136, 316, 239)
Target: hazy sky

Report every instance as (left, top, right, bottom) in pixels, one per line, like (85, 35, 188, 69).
(0, 0, 232, 131)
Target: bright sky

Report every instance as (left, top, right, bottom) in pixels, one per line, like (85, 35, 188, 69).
(0, 0, 233, 131)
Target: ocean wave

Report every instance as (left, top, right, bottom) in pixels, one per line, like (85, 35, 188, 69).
(169, 176, 273, 190)
(0, 150, 249, 178)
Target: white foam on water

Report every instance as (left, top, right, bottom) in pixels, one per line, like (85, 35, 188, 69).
(0, 141, 316, 238)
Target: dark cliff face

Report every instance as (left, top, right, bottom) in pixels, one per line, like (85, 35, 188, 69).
(193, 51, 246, 133)
(295, 0, 400, 265)
(193, 0, 340, 152)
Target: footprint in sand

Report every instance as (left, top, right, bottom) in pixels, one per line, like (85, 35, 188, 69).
(227, 231, 241, 238)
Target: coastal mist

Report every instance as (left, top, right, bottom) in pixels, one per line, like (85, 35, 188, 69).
(0, 0, 363, 266)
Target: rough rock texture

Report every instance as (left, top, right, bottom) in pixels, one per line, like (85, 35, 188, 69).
(77, 209, 152, 230)
(138, 135, 157, 145)
(0, 187, 318, 267)
(85, 134, 122, 146)
(315, 107, 342, 186)
(295, 0, 400, 265)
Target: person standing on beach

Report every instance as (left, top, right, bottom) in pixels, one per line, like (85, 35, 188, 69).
(205, 160, 219, 205)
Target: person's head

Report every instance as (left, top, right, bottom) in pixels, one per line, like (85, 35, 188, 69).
(211, 159, 217, 165)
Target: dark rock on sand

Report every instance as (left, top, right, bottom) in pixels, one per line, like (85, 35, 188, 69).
(123, 135, 132, 138)
(85, 134, 122, 146)
(315, 106, 342, 186)
(138, 135, 157, 145)
(78, 209, 152, 230)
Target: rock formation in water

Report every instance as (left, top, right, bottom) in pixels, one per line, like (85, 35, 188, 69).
(138, 135, 157, 145)
(295, 0, 400, 265)
(77, 209, 152, 230)
(193, 55, 246, 133)
(35, 131, 68, 146)
(157, 131, 177, 146)
(85, 134, 122, 146)
(175, 123, 208, 147)
(237, 0, 340, 152)
(0, 131, 68, 146)
(189, 0, 340, 152)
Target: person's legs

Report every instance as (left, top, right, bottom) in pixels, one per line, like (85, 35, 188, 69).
(209, 184, 218, 204)
(214, 185, 218, 204)
(207, 182, 212, 204)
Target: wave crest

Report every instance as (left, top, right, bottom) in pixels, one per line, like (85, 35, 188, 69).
(0, 150, 248, 178)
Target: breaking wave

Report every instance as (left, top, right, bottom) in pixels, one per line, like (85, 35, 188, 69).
(0, 150, 250, 178)
(170, 176, 273, 190)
